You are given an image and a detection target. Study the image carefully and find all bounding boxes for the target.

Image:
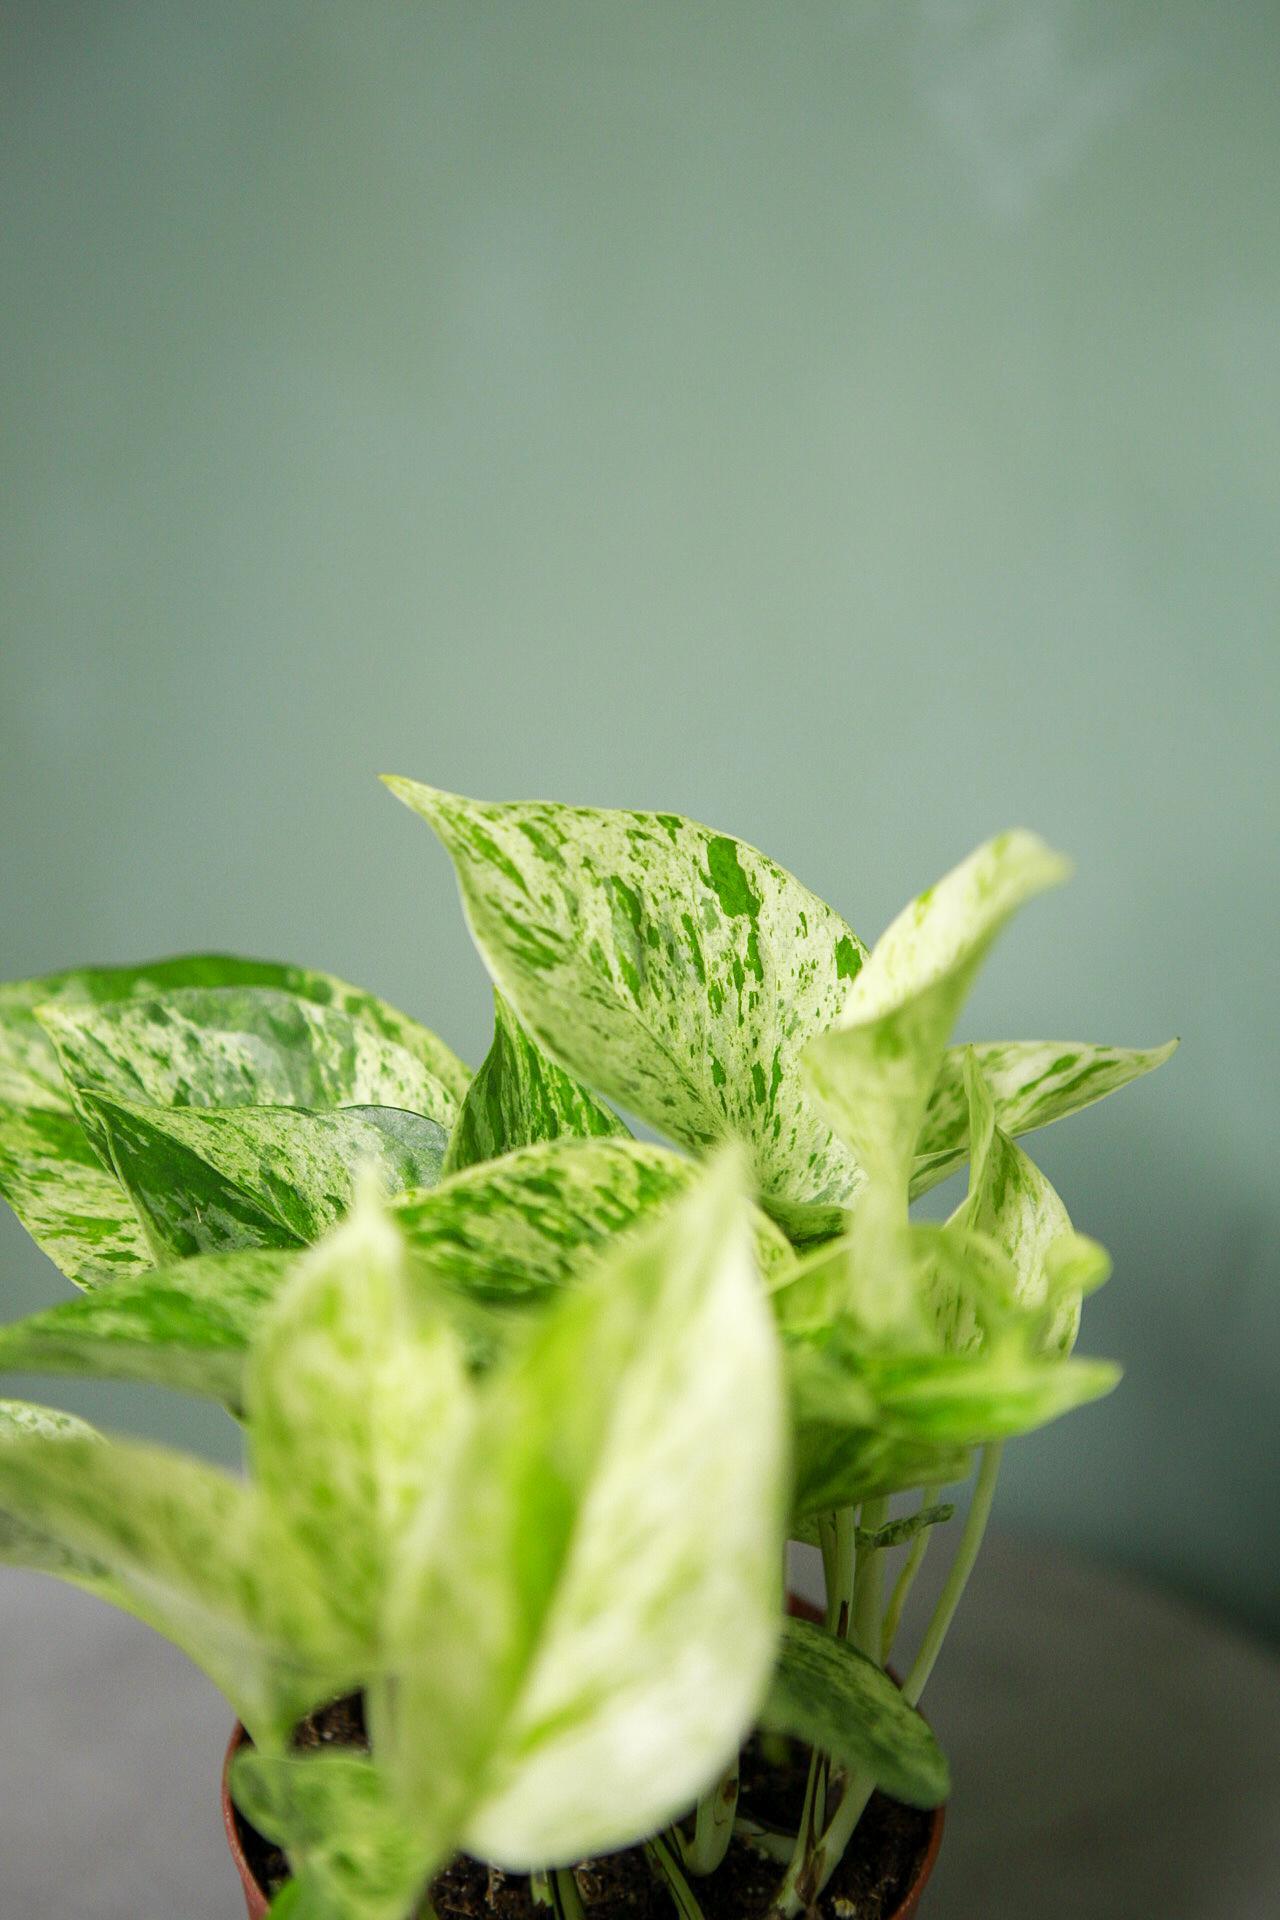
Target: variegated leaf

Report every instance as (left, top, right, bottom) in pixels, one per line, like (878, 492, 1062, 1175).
(761, 1618, 949, 1807)
(86, 1094, 448, 1261)
(444, 990, 627, 1176)
(386, 781, 868, 1211)
(0, 1400, 116, 1583)
(912, 1036, 1179, 1195)
(949, 1049, 1111, 1354)
(0, 1249, 293, 1405)
(38, 985, 463, 1171)
(231, 1749, 435, 1920)
(395, 1135, 792, 1314)
(390, 1152, 788, 1869)
(246, 1191, 471, 1651)
(863, 1341, 1121, 1446)
(0, 1427, 353, 1739)
(0, 1104, 151, 1287)
(805, 831, 1071, 1220)
(0, 954, 466, 1288)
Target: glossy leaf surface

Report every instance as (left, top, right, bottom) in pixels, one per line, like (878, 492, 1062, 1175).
(761, 1617, 950, 1807)
(88, 1094, 448, 1260)
(912, 1036, 1179, 1195)
(391, 1153, 788, 1869)
(387, 781, 868, 1210)
(444, 990, 627, 1175)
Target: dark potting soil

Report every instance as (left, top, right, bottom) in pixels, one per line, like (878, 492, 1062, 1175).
(234, 1696, 932, 1920)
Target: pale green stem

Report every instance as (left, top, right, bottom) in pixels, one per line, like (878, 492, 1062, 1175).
(645, 1835, 707, 1920)
(734, 1816, 797, 1863)
(772, 1450, 1004, 1914)
(549, 1867, 586, 1920)
(682, 1762, 740, 1875)
(770, 1504, 857, 1916)
(904, 1443, 1002, 1707)
(852, 1495, 887, 1658)
(880, 1487, 939, 1665)
(530, 1869, 552, 1907)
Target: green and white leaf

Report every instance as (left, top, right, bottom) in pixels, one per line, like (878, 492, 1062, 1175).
(0, 954, 465, 1288)
(806, 831, 1071, 1221)
(38, 985, 463, 1171)
(760, 1617, 950, 1808)
(87, 1094, 448, 1261)
(912, 1036, 1179, 1195)
(949, 1050, 1111, 1355)
(0, 1104, 151, 1287)
(0, 1249, 294, 1405)
(390, 1152, 789, 1869)
(387, 781, 868, 1210)
(394, 1135, 793, 1306)
(0, 1400, 118, 1584)
(444, 990, 627, 1176)
(246, 1188, 471, 1651)
(231, 1748, 436, 1920)
(0, 1428, 352, 1738)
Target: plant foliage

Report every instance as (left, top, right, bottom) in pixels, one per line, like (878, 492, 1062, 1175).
(0, 783, 1173, 1919)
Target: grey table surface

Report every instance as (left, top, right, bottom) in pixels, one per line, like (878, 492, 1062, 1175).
(3, 1533, 1279, 1920)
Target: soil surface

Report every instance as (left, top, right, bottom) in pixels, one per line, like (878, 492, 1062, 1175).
(234, 1696, 932, 1919)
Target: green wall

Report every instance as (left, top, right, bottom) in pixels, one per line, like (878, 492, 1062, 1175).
(2, 4, 1276, 1634)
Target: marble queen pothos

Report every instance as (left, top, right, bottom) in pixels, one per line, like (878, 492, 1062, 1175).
(0, 781, 1174, 1920)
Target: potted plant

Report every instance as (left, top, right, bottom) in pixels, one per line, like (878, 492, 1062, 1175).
(0, 782, 1174, 1919)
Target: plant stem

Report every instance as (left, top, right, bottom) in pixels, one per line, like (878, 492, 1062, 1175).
(530, 1870, 552, 1907)
(904, 1442, 1002, 1707)
(880, 1488, 938, 1664)
(770, 1450, 1004, 1914)
(645, 1835, 707, 1920)
(734, 1816, 797, 1864)
(852, 1495, 887, 1658)
(548, 1867, 586, 1920)
(682, 1762, 740, 1875)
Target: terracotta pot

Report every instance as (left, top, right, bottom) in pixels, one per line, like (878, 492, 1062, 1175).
(222, 1596, 946, 1919)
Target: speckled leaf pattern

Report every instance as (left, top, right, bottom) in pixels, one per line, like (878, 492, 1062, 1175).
(911, 1036, 1179, 1195)
(87, 1094, 448, 1260)
(0, 953, 466, 1289)
(949, 1049, 1111, 1355)
(387, 781, 868, 1209)
(806, 831, 1071, 1217)
(38, 985, 464, 1171)
(761, 1617, 949, 1807)
(231, 1749, 437, 1920)
(247, 1193, 470, 1652)
(444, 990, 628, 1176)
(402, 1153, 789, 1870)
(0, 1104, 152, 1287)
(0, 1427, 354, 1739)
(397, 1137, 794, 1322)
(0, 1400, 118, 1584)
(0, 1249, 293, 1405)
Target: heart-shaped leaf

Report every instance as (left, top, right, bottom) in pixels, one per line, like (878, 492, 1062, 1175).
(387, 781, 868, 1213)
(87, 1095, 448, 1260)
(394, 1135, 793, 1307)
(0, 955, 465, 1288)
(0, 1422, 352, 1739)
(389, 1152, 788, 1869)
(246, 1191, 471, 1652)
(232, 1748, 435, 1920)
(38, 985, 464, 1173)
(912, 1037, 1179, 1195)
(761, 1617, 949, 1807)
(806, 831, 1071, 1225)
(444, 990, 628, 1176)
